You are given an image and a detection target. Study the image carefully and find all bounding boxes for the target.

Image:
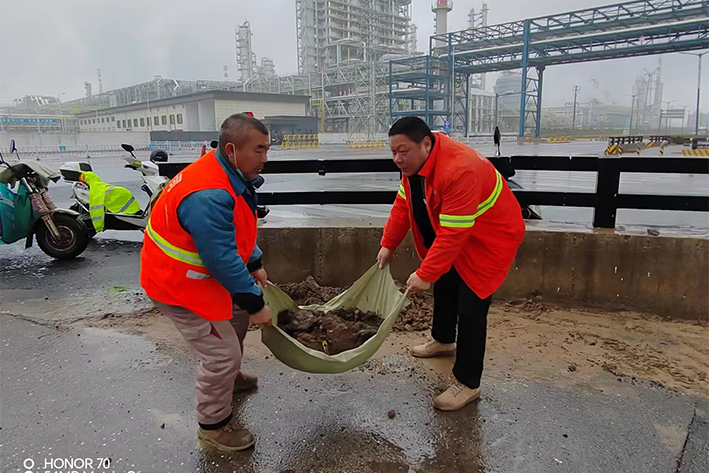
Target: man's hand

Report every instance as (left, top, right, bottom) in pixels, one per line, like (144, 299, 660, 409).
(377, 247, 394, 269)
(252, 268, 268, 288)
(407, 272, 432, 292)
(249, 305, 272, 326)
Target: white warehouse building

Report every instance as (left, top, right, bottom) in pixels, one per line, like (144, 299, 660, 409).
(76, 90, 310, 133)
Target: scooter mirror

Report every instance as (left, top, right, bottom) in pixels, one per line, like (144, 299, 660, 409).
(210, 140, 218, 149)
(493, 126, 501, 147)
(9, 139, 16, 154)
(121, 144, 135, 153)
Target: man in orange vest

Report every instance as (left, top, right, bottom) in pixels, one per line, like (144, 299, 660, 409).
(377, 117, 525, 411)
(140, 114, 272, 452)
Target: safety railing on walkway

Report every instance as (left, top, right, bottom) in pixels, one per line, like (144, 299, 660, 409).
(150, 141, 205, 152)
(158, 156, 709, 229)
(10, 143, 152, 156)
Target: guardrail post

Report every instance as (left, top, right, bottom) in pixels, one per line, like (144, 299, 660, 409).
(594, 156, 621, 228)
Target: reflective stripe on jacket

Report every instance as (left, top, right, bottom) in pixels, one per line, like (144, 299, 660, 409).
(139, 150, 258, 321)
(81, 171, 140, 232)
(381, 133, 525, 299)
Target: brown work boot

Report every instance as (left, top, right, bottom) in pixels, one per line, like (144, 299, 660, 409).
(234, 371, 258, 393)
(410, 339, 456, 358)
(197, 420, 255, 452)
(433, 380, 481, 411)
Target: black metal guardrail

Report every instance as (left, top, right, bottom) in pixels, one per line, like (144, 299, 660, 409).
(692, 137, 709, 150)
(608, 136, 644, 145)
(158, 156, 709, 229)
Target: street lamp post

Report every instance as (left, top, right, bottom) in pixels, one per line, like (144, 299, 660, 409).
(681, 51, 707, 136)
(147, 94, 152, 132)
(626, 93, 638, 135)
(571, 85, 581, 132)
(56, 92, 67, 133)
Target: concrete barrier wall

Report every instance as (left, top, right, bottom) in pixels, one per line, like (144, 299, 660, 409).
(259, 227, 708, 321)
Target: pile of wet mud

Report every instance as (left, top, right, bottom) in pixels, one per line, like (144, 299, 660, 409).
(278, 276, 434, 332)
(277, 308, 382, 355)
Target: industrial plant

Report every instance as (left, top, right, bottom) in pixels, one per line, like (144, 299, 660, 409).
(1, 0, 707, 137)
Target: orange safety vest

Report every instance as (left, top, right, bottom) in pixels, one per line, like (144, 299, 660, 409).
(140, 150, 257, 321)
(382, 133, 525, 299)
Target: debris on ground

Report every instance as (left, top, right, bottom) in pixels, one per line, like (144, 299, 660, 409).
(388, 409, 396, 419)
(505, 297, 546, 318)
(94, 290, 709, 397)
(277, 307, 382, 355)
(278, 277, 434, 332)
(394, 282, 434, 332)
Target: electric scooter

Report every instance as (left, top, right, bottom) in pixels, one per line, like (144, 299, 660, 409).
(60, 144, 167, 234)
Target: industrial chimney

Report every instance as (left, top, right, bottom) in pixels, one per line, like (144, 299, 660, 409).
(432, 0, 453, 47)
(432, 0, 452, 36)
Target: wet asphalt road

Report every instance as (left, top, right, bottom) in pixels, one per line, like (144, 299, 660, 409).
(1, 241, 708, 473)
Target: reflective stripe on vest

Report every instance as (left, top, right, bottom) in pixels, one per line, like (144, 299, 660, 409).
(439, 170, 503, 228)
(88, 186, 117, 231)
(116, 196, 136, 213)
(397, 183, 407, 200)
(145, 220, 205, 267)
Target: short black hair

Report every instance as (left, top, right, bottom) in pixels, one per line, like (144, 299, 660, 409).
(218, 114, 269, 155)
(388, 117, 434, 144)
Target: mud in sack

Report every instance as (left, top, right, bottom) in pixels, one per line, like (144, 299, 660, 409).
(277, 307, 382, 355)
(261, 263, 408, 373)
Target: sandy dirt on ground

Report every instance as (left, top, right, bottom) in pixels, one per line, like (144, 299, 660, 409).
(89, 282, 708, 398)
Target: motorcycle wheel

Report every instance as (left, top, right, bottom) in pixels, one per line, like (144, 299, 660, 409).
(36, 213, 90, 259)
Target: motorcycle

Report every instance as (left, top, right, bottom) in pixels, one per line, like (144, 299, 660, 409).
(0, 139, 90, 259)
(60, 144, 167, 234)
(61, 143, 269, 237)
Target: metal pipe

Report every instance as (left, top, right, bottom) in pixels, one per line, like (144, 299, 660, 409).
(444, 18, 706, 59)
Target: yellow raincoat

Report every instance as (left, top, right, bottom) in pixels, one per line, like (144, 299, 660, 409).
(81, 171, 140, 232)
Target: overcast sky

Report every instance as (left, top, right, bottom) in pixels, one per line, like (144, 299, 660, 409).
(1, 0, 707, 111)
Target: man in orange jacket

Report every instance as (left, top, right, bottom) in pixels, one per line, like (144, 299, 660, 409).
(141, 114, 272, 451)
(377, 117, 525, 411)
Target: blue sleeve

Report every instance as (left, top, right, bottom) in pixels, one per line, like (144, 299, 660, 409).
(247, 244, 263, 271)
(177, 190, 264, 314)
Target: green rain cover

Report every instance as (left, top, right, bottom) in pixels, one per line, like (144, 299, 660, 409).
(261, 263, 409, 374)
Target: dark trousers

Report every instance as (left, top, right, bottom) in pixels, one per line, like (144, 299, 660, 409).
(431, 267, 492, 389)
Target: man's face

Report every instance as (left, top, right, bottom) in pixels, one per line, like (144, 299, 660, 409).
(226, 128, 270, 180)
(389, 134, 432, 176)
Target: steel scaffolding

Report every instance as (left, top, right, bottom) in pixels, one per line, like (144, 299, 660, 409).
(397, 0, 708, 137)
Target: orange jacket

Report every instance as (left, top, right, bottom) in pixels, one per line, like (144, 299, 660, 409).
(140, 150, 258, 321)
(381, 133, 525, 299)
